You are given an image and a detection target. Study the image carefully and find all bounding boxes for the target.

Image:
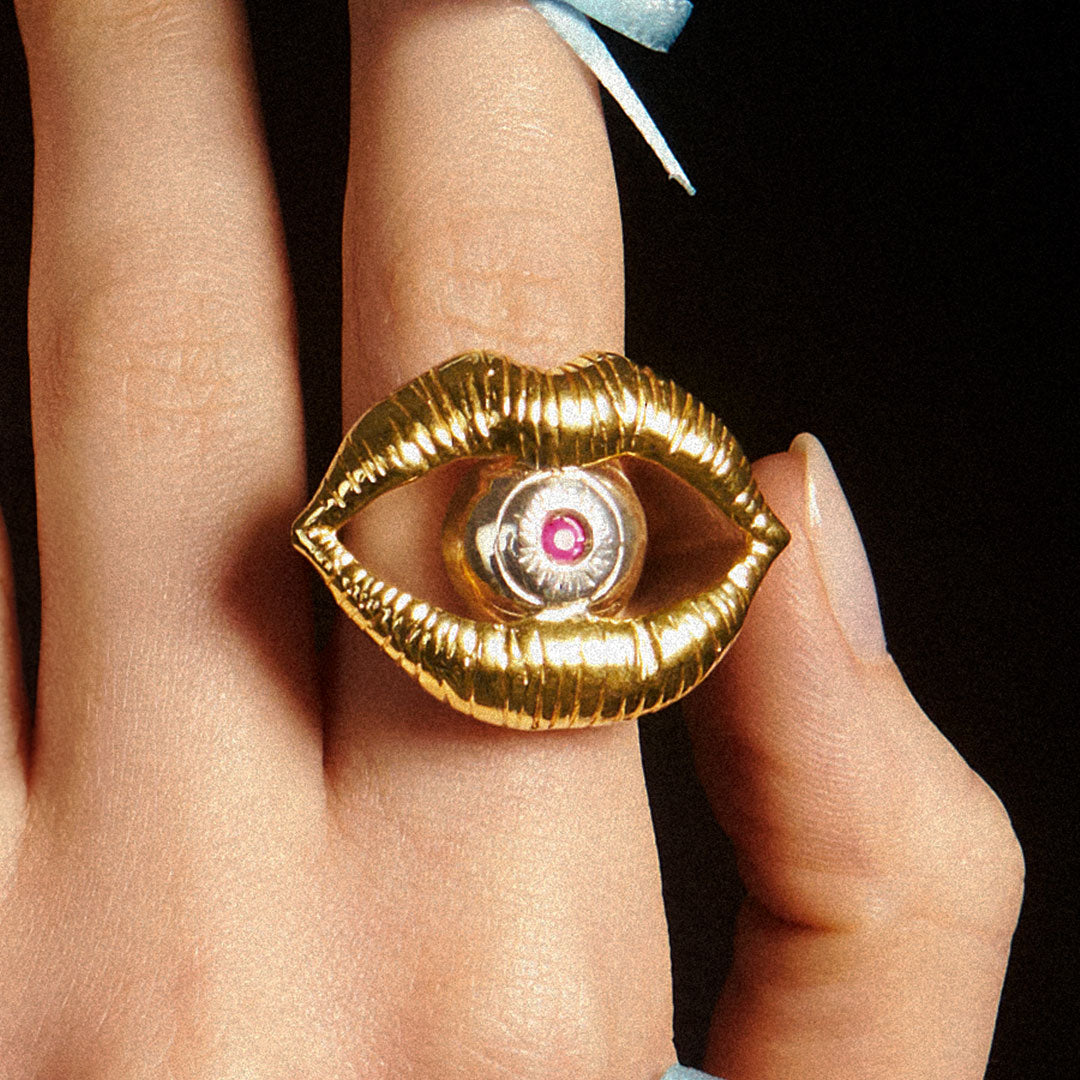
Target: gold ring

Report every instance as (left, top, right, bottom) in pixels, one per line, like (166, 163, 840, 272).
(292, 352, 788, 730)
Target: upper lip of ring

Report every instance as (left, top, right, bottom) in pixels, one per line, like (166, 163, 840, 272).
(292, 351, 789, 730)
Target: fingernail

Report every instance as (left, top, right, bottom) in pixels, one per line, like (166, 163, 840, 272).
(789, 433, 887, 660)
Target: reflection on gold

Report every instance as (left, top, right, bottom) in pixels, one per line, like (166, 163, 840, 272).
(292, 353, 789, 730)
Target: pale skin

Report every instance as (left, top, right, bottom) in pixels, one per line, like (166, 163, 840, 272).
(0, 1, 1023, 1078)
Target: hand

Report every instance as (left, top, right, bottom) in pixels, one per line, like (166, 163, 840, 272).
(0, 2, 1022, 1078)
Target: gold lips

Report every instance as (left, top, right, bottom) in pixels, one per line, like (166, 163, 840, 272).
(292, 352, 789, 730)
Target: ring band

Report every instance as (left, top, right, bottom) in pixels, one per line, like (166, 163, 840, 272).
(293, 352, 788, 730)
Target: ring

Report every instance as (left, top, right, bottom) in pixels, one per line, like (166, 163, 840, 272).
(292, 352, 788, 730)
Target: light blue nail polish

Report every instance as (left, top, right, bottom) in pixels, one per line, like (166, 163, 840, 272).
(527, 0, 697, 193)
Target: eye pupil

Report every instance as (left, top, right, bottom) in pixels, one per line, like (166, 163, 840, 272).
(444, 463, 647, 621)
(541, 512, 589, 563)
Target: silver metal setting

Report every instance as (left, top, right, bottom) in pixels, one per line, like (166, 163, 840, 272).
(444, 463, 647, 622)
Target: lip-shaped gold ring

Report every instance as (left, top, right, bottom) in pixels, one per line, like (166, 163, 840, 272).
(292, 352, 788, 730)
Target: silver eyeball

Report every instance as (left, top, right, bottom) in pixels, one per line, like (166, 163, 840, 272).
(443, 463, 646, 621)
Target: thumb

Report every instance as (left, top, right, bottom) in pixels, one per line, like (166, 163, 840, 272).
(686, 434, 1023, 1080)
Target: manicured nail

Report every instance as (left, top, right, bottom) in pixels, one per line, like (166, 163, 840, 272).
(789, 433, 887, 659)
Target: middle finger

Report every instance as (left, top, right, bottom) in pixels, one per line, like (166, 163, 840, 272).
(325, 1, 673, 1075)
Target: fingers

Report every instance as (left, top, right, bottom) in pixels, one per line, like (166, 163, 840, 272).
(342, 0, 623, 413)
(688, 436, 1024, 1080)
(338, 0, 625, 615)
(0, 513, 27, 864)
(323, 2, 671, 1075)
(337, 0, 624, 715)
(17, 1, 320, 794)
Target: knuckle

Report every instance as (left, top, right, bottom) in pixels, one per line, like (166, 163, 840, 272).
(418, 1001, 654, 1080)
(19, 0, 205, 55)
(404, 934, 670, 1080)
(964, 768, 1026, 904)
(918, 765, 1026, 941)
(30, 280, 257, 454)
(357, 206, 616, 367)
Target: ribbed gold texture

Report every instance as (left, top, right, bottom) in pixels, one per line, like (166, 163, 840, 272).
(292, 352, 789, 730)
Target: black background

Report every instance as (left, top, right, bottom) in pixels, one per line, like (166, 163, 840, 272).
(1, 1, 1074, 1075)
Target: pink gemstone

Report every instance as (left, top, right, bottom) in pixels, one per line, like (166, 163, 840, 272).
(541, 512, 588, 563)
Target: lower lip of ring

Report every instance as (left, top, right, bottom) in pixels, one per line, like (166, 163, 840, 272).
(541, 513, 588, 563)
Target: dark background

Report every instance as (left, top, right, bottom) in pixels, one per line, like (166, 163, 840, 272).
(1, 1, 1073, 1074)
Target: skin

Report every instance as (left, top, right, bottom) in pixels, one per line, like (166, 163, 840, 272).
(0, 1, 1022, 1078)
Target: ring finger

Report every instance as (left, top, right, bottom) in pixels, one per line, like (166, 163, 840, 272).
(17, 0, 319, 814)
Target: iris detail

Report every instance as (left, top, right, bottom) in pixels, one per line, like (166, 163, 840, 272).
(444, 463, 646, 622)
(542, 512, 587, 563)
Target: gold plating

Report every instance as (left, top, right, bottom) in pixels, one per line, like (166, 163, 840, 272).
(292, 352, 789, 730)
